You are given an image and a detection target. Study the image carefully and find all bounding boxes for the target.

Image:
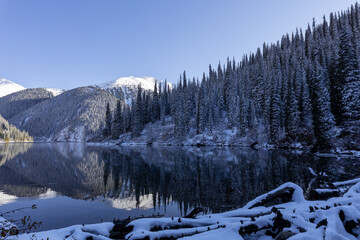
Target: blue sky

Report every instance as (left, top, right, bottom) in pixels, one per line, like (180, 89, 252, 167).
(0, 0, 357, 89)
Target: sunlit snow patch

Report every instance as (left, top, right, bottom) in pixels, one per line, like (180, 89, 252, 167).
(0, 78, 26, 98)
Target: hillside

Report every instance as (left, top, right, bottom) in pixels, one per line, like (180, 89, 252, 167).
(0, 78, 26, 98)
(0, 88, 54, 119)
(10, 86, 119, 141)
(0, 115, 33, 142)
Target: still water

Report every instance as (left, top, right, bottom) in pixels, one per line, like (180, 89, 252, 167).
(0, 143, 358, 232)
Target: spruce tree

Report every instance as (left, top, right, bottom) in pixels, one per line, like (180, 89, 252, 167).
(132, 85, 143, 138)
(338, 25, 360, 131)
(309, 61, 335, 150)
(112, 100, 122, 139)
(152, 81, 160, 123)
(269, 57, 282, 142)
(103, 103, 112, 137)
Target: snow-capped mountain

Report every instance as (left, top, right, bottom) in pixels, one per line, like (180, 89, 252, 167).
(95, 76, 171, 105)
(45, 88, 65, 96)
(97, 76, 157, 91)
(0, 78, 26, 98)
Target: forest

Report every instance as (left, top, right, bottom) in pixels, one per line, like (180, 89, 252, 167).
(0, 114, 33, 142)
(103, 5, 360, 151)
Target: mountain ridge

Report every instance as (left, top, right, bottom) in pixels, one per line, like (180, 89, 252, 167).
(9, 86, 119, 142)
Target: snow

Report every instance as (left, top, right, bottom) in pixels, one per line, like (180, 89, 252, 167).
(333, 178, 360, 187)
(45, 88, 65, 96)
(53, 125, 85, 142)
(16, 222, 114, 240)
(95, 76, 172, 105)
(308, 167, 317, 177)
(180, 224, 243, 240)
(97, 76, 159, 91)
(117, 116, 269, 148)
(0, 78, 26, 98)
(242, 182, 305, 209)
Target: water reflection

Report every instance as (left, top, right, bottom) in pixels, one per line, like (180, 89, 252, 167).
(0, 143, 33, 167)
(0, 143, 359, 216)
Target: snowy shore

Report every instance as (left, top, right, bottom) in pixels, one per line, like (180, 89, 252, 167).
(3, 177, 359, 240)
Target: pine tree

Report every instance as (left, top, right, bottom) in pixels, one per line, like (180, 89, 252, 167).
(152, 81, 160, 123)
(309, 61, 335, 150)
(132, 85, 143, 138)
(123, 105, 131, 132)
(198, 74, 207, 133)
(285, 72, 300, 140)
(112, 100, 122, 139)
(338, 24, 360, 131)
(269, 57, 282, 142)
(182, 71, 191, 134)
(103, 103, 112, 137)
(298, 76, 312, 127)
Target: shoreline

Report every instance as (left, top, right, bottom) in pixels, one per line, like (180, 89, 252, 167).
(3, 140, 360, 158)
(6, 177, 360, 240)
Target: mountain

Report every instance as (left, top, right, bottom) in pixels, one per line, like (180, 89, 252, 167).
(96, 76, 171, 104)
(0, 114, 33, 142)
(0, 88, 54, 120)
(0, 78, 26, 98)
(45, 88, 65, 96)
(10, 86, 118, 142)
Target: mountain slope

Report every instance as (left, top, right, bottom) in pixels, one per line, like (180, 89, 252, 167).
(10, 86, 118, 141)
(0, 88, 54, 120)
(0, 78, 26, 98)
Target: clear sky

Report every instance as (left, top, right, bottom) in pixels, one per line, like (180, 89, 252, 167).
(0, 0, 357, 89)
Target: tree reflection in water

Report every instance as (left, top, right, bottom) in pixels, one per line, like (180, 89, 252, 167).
(1, 144, 359, 216)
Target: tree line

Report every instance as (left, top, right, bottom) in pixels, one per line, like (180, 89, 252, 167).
(0, 115, 33, 142)
(103, 4, 360, 150)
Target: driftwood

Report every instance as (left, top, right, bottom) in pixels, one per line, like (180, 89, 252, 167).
(248, 187, 295, 209)
(110, 214, 164, 239)
(184, 207, 206, 219)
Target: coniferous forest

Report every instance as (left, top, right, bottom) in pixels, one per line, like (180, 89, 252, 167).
(104, 4, 360, 151)
(0, 114, 33, 142)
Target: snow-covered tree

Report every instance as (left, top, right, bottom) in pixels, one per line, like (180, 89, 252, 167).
(112, 100, 122, 139)
(132, 85, 143, 138)
(103, 103, 112, 137)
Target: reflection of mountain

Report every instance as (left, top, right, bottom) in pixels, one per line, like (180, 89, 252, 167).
(96, 194, 155, 210)
(0, 191, 17, 206)
(0, 143, 33, 167)
(1, 144, 358, 214)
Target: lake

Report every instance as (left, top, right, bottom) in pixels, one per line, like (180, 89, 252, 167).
(0, 143, 359, 232)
